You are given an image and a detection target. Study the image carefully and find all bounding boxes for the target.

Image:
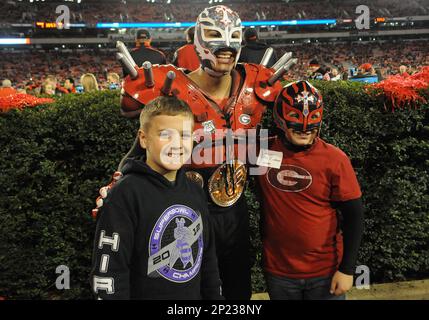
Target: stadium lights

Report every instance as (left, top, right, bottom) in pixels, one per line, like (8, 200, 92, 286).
(0, 38, 30, 45)
(96, 19, 337, 29)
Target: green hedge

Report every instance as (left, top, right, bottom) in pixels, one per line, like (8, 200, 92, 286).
(0, 84, 428, 299)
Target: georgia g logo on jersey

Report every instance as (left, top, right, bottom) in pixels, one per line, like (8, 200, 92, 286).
(267, 164, 312, 192)
(147, 205, 203, 283)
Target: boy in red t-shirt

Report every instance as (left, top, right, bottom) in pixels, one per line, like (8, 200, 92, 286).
(257, 80, 364, 300)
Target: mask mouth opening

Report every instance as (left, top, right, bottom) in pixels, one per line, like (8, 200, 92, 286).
(213, 48, 238, 61)
(291, 129, 315, 136)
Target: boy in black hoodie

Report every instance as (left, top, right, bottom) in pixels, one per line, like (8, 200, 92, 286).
(90, 96, 223, 300)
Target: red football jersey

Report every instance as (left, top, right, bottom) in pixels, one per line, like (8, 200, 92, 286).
(257, 137, 362, 279)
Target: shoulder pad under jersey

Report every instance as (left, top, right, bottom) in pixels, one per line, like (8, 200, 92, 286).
(239, 63, 283, 103)
(120, 64, 208, 118)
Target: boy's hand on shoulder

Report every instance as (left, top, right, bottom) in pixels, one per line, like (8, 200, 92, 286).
(91, 171, 123, 219)
(330, 271, 353, 296)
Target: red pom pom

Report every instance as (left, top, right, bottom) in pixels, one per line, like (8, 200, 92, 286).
(368, 66, 429, 111)
(0, 92, 54, 113)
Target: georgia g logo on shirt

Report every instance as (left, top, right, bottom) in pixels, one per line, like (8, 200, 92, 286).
(267, 164, 313, 192)
(147, 205, 203, 283)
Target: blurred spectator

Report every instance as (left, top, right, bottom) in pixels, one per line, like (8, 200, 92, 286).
(322, 66, 332, 81)
(0, 79, 16, 97)
(329, 67, 342, 81)
(64, 78, 76, 93)
(25, 80, 41, 95)
(80, 73, 99, 92)
(307, 59, 320, 79)
(124, 29, 167, 77)
(45, 75, 57, 87)
(399, 65, 409, 76)
(340, 66, 349, 81)
(307, 59, 330, 80)
(172, 27, 200, 71)
(107, 72, 121, 90)
(41, 80, 56, 95)
(238, 28, 277, 67)
(2, 79, 12, 88)
(43, 75, 67, 95)
(376, 67, 387, 81)
(357, 63, 376, 76)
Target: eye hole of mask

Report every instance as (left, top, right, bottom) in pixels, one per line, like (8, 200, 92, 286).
(204, 29, 222, 38)
(311, 112, 321, 120)
(231, 31, 241, 39)
(287, 111, 300, 119)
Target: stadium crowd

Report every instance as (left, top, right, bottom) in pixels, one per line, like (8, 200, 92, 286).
(1, 0, 428, 24)
(1, 0, 428, 94)
(1, 39, 427, 95)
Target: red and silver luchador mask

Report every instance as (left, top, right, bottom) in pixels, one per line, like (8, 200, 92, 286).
(194, 5, 242, 77)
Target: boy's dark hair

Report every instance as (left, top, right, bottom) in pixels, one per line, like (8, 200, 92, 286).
(139, 96, 194, 130)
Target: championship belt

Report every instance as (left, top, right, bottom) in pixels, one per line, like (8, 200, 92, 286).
(208, 159, 247, 207)
(185, 171, 204, 188)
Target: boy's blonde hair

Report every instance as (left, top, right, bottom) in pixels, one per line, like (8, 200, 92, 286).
(139, 96, 194, 131)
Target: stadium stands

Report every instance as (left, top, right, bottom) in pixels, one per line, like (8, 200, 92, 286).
(0, 0, 428, 92)
(0, 0, 428, 24)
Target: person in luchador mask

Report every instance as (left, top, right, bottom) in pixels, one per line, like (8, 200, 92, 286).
(93, 5, 296, 300)
(257, 80, 364, 300)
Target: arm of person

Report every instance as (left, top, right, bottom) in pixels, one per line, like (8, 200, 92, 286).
(329, 152, 364, 296)
(200, 213, 224, 300)
(330, 197, 364, 296)
(90, 200, 137, 300)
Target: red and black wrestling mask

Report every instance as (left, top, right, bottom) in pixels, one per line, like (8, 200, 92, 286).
(274, 80, 323, 136)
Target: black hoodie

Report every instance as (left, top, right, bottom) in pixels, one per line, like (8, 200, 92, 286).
(90, 157, 223, 300)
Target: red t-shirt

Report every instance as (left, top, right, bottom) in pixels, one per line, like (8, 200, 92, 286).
(257, 137, 362, 279)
